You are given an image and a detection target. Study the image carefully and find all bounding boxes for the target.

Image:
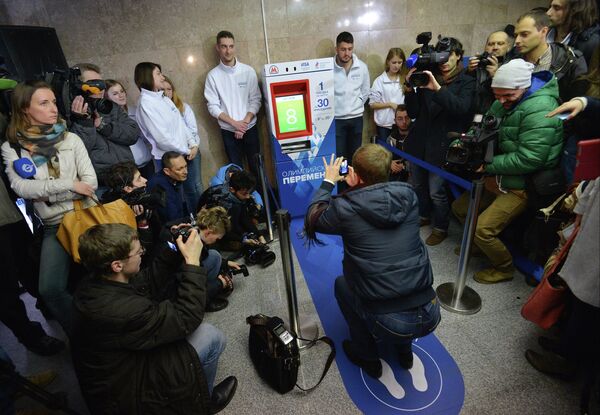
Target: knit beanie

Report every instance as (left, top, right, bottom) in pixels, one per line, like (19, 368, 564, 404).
(491, 58, 534, 89)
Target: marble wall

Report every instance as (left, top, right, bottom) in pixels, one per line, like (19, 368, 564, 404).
(0, 0, 543, 184)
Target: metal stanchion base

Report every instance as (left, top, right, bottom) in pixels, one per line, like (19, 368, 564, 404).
(436, 282, 482, 315)
(297, 321, 320, 350)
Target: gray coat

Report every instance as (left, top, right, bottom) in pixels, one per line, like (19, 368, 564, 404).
(560, 178, 599, 307)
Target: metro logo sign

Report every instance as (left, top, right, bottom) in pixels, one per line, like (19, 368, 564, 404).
(269, 65, 279, 74)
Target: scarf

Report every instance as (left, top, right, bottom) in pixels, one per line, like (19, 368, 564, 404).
(16, 120, 67, 178)
(436, 61, 464, 86)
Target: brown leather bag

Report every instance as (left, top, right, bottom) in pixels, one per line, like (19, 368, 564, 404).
(56, 198, 136, 262)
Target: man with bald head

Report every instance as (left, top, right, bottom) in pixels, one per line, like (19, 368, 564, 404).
(467, 30, 513, 114)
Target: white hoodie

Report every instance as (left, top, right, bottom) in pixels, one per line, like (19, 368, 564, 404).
(136, 88, 195, 160)
(204, 59, 262, 132)
(334, 54, 370, 119)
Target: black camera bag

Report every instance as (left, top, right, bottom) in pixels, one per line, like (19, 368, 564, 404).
(246, 314, 335, 394)
(526, 167, 566, 209)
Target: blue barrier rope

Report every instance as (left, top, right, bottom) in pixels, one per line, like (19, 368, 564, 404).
(377, 139, 473, 191)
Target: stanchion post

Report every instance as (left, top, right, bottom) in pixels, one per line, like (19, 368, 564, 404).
(255, 153, 274, 241)
(275, 209, 319, 348)
(436, 177, 484, 314)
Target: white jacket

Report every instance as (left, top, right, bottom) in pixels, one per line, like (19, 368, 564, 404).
(1, 132, 98, 226)
(334, 54, 370, 119)
(370, 72, 405, 128)
(182, 103, 200, 145)
(135, 88, 196, 160)
(204, 60, 262, 132)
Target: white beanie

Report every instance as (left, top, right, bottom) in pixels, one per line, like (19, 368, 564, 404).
(491, 58, 535, 89)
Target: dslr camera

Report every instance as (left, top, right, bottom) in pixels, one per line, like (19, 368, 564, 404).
(476, 51, 504, 68)
(121, 187, 166, 211)
(220, 262, 250, 278)
(170, 214, 199, 243)
(445, 114, 501, 173)
(69, 66, 113, 116)
(406, 32, 450, 87)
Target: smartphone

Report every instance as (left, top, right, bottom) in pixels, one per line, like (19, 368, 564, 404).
(339, 159, 349, 176)
(554, 113, 570, 120)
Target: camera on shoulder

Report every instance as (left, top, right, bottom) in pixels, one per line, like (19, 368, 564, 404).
(406, 32, 450, 87)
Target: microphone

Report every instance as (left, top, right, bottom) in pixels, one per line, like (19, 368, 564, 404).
(13, 158, 36, 178)
(406, 53, 419, 69)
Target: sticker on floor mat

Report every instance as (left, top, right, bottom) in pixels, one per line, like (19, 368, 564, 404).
(290, 219, 464, 414)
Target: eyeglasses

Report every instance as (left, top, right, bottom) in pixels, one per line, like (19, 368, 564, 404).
(126, 246, 146, 259)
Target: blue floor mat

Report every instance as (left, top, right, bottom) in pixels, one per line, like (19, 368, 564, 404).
(289, 218, 465, 414)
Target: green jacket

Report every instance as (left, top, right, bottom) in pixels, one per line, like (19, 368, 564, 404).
(485, 71, 563, 190)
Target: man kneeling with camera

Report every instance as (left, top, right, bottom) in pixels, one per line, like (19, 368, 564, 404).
(72, 223, 237, 414)
(304, 144, 441, 378)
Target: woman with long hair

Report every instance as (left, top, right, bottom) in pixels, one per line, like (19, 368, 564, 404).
(162, 75, 203, 208)
(1, 80, 97, 335)
(370, 48, 408, 140)
(105, 79, 154, 181)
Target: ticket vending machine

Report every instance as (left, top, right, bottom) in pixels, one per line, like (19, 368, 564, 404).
(263, 58, 336, 217)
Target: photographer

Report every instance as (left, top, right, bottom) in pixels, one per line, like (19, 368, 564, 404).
(452, 59, 563, 284)
(403, 36, 475, 246)
(68, 64, 139, 193)
(386, 105, 411, 182)
(467, 30, 513, 114)
(304, 146, 440, 378)
(72, 223, 237, 414)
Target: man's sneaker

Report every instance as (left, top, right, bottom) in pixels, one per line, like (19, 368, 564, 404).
(342, 340, 382, 378)
(419, 218, 431, 227)
(22, 335, 65, 356)
(425, 229, 447, 246)
(473, 266, 514, 284)
(525, 349, 575, 380)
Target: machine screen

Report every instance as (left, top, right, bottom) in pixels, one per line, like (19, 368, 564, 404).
(275, 94, 307, 134)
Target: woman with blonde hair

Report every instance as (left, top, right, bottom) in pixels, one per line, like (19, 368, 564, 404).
(163, 75, 203, 209)
(370, 48, 408, 140)
(1, 80, 97, 334)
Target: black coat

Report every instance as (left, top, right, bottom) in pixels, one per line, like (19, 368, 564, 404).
(404, 72, 475, 167)
(71, 247, 211, 415)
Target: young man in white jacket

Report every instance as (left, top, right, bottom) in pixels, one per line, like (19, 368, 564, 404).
(204, 31, 262, 177)
(333, 31, 370, 175)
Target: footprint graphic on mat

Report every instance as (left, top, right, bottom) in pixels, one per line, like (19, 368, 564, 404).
(378, 353, 428, 399)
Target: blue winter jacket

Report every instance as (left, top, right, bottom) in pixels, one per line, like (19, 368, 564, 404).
(307, 181, 435, 312)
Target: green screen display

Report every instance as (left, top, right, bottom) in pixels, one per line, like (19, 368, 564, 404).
(275, 95, 307, 134)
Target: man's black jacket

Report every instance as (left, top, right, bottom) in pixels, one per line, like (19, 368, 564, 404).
(71, 246, 211, 414)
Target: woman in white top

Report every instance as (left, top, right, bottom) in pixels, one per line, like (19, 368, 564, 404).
(1, 80, 97, 335)
(133, 62, 198, 169)
(105, 79, 155, 181)
(370, 48, 408, 140)
(163, 75, 203, 210)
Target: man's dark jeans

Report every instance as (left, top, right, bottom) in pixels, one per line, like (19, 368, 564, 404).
(335, 275, 440, 359)
(221, 125, 260, 178)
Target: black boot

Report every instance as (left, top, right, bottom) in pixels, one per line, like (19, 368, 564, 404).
(525, 349, 575, 380)
(342, 340, 382, 378)
(210, 376, 237, 414)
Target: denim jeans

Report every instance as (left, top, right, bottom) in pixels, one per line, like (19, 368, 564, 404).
(202, 249, 223, 301)
(334, 275, 441, 360)
(376, 126, 392, 142)
(409, 163, 450, 232)
(187, 322, 226, 395)
(183, 154, 203, 213)
(221, 125, 260, 178)
(335, 116, 364, 162)
(39, 224, 72, 336)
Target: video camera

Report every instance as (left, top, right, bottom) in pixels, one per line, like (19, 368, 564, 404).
(68, 66, 113, 116)
(242, 233, 276, 268)
(445, 114, 501, 173)
(406, 32, 450, 87)
(121, 187, 166, 211)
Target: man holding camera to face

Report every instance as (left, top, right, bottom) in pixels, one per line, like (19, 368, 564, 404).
(304, 145, 440, 379)
(72, 223, 237, 414)
(68, 63, 140, 192)
(466, 30, 514, 114)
